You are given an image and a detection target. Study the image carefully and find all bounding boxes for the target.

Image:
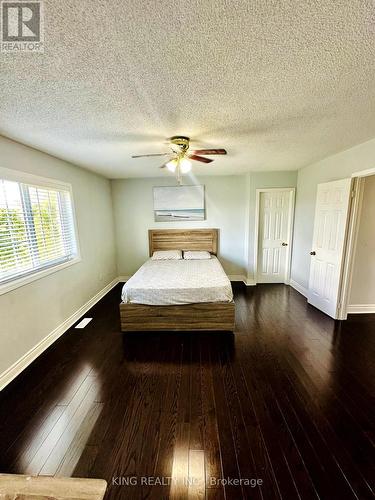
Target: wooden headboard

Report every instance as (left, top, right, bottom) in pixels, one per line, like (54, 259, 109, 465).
(149, 229, 218, 256)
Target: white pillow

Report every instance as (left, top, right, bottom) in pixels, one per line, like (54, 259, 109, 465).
(183, 251, 211, 260)
(152, 250, 182, 260)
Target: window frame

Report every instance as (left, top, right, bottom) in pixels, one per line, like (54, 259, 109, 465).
(0, 167, 81, 296)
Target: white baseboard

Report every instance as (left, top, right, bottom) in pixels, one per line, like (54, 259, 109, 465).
(228, 275, 256, 286)
(290, 279, 308, 298)
(118, 276, 130, 282)
(0, 278, 119, 391)
(347, 304, 375, 314)
(227, 274, 243, 281)
(244, 277, 256, 286)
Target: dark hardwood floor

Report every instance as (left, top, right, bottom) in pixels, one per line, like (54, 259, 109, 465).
(0, 283, 374, 499)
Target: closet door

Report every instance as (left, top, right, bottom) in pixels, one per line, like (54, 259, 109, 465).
(257, 190, 294, 284)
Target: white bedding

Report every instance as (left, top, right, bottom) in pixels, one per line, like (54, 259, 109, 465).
(121, 256, 233, 305)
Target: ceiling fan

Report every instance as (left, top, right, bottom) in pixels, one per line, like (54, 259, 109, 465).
(131, 136, 227, 183)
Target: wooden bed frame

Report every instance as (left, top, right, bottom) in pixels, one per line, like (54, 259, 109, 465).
(119, 229, 235, 332)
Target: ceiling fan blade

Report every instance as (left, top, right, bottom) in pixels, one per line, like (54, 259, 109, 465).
(131, 153, 169, 158)
(188, 154, 214, 164)
(192, 149, 227, 155)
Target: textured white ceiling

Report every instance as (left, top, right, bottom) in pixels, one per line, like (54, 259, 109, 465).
(1, 0, 375, 178)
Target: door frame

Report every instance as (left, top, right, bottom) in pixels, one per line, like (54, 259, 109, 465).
(254, 188, 296, 285)
(338, 167, 375, 319)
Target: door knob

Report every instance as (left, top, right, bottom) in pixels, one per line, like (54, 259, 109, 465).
(281, 242, 288, 246)
(310, 251, 316, 256)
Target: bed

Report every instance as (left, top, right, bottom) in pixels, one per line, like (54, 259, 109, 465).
(119, 229, 235, 331)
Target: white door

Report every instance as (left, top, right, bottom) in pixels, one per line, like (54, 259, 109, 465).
(308, 178, 352, 318)
(257, 190, 293, 283)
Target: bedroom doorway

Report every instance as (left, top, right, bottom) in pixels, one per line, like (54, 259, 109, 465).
(254, 188, 295, 284)
(338, 168, 375, 319)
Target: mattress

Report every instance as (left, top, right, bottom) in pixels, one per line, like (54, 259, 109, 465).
(121, 256, 233, 305)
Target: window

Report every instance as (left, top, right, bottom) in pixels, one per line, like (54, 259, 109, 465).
(0, 173, 79, 293)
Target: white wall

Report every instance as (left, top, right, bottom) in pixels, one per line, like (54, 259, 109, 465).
(349, 175, 375, 306)
(291, 137, 375, 290)
(112, 171, 297, 280)
(112, 175, 248, 277)
(0, 137, 117, 377)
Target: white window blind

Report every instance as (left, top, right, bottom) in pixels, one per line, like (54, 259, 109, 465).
(0, 177, 78, 286)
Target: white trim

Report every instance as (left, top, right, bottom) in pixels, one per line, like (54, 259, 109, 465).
(0, 277, 119, 391)
(0, 257, 81, 296)
(337, 178, 364, 320)
(253, 188, 296, 285)
(244, 277, 256, 286)
(243, 174, 251, 276)
(254, 191, 261, 282)
(351, 167, 375, 179)
(118, 275, 130, 282)
(0, 166, 72, 191)
(339, 168, 375, 319)
(347, 304, 375, 314)
(0, 168, 82, 295)
(228, 274, 245, 282)
(227, 274, 256, 285)
(290, 279, 308, 298)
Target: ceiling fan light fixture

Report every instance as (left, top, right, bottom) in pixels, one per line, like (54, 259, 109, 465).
(180, 158, 192, 173)
(132, 136, 226, 179)
(166, 159, 178, 172)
